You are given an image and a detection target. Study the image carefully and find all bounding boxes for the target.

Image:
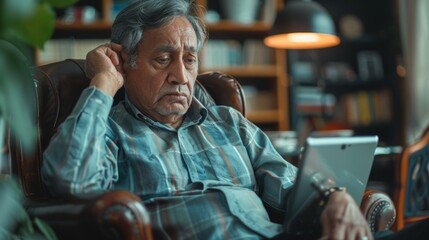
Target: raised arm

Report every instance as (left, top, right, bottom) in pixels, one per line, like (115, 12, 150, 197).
(41, 43, 125, 197)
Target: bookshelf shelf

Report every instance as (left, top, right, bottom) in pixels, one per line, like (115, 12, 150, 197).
(207, 21, 270, 33)
(55, 20, 112, 30)
(36, 0, 289, 131)
(200, 65, 278, 78)
(198, 0, 289, 130)
(288, 0, 400, 145)
(247, 110, 280, 123)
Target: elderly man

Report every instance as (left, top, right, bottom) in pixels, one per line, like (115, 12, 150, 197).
(41, 0, 428, 239)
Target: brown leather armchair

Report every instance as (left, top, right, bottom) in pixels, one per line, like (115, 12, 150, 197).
(6, 59, 395, 239)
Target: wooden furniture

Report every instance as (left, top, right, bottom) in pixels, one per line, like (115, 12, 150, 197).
(393, 126, 429, 230)
(37, 0, 289, 131)
(4, 59, 396, 239)
(287, 0, 401, 146)
(196, 0, 289, 130)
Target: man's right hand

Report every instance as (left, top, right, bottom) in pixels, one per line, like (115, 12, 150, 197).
(319, 191, 373, 240)
(85, 43, 125, 97)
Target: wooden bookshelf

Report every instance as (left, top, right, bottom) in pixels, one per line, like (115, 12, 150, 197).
(288, 0, 400, 145)
(197, 0, 289, 130)
(37, 0, 289, 131)
(55, 20, 112, 30)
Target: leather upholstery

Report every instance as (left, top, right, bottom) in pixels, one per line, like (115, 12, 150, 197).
(360, 189, 396, 232)
(6, 59, 395, 239)
(7, 59, 247, 240)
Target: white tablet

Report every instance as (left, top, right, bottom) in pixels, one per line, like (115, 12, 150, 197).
(284, 136, 378, 233)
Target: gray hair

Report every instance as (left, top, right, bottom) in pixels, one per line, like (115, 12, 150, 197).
(111, 0, 207, 68)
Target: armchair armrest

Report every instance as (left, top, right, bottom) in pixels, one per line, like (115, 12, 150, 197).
(26, 190, 153, 240)
(360, 189, 396, 233)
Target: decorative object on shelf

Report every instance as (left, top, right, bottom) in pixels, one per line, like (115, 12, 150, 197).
(62, 6, 98, 23)
(204, 10, 221, 24)
(339, 14, 364, 39)
(220, 0, 261, 24)
(323, 62, 357, 82)
(295, 87, 336, 115)
(357, 51, 384, 80)
(264, 0, 340, 49)
(290, 61, 319, 83)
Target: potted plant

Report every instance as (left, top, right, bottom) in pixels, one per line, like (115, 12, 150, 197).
(0, 0, 78, 238)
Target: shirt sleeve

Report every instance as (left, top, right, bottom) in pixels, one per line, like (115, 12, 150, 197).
(238, 112, 298, 212)
(41, 86, 119, 197)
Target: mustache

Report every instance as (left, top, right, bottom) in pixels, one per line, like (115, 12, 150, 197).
(160, 86, 190, 96)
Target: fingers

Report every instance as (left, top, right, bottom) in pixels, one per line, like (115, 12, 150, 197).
(321, 211, 347, 240)
(106, 42, 123, 66)
(110, 42, 122, 52)
(85, 43, 126, 95)
(85, 43, 123, 75)
(104, 43, 126, 79)
(321, 217, 371, 240)
(319, 191, 373, 240)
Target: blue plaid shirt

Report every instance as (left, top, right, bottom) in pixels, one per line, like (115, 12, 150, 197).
(42, 87, 298, 239)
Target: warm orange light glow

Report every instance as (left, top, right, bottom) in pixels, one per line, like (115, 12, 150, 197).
(264, 32, 340, 49)
(397, 65, 406, 77)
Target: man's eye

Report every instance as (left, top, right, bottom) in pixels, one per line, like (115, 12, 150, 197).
(157, 57, 170, 64)
(185, 57, 197, 66)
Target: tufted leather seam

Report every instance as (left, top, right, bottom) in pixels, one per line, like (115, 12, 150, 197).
(369, 200, 395, 232)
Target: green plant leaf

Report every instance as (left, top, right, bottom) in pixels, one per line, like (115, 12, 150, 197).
(0, 178, 57, 239)
(0, 177, 34, 239)
(1, 0, 37, 19)
(0, 41, 36, 153)
(34, 218, 58, 240)
(47, 0, 79, 9)
(17, 217, 35, 236)
(0, 178, 23, 232)
(10, 2, 56, 49)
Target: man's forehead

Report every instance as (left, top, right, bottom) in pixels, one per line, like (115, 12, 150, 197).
(140, 17, 198, 52)
(155, 44, 197, 53)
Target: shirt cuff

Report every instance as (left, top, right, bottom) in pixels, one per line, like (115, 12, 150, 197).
(71, 86, 114, 118)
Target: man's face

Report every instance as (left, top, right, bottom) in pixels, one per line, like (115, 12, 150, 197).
(123, 16, 199, 126)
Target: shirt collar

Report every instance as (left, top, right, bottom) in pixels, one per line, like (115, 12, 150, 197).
(124, 94, 208, 127)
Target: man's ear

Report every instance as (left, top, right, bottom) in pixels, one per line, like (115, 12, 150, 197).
(121, 51, 131, 72)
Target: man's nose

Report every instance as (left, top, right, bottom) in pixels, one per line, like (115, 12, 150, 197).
(168, 60, 188, 85)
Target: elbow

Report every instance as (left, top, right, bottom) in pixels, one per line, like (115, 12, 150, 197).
(41, 163, 107, 197)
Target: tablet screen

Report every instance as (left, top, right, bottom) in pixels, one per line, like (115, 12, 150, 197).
(284, 136, 378, 233)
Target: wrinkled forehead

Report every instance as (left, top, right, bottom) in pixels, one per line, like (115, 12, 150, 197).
(140, 16, 198, 53)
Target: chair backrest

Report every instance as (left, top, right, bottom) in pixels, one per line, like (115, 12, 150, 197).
(8, 59, 246, 200)
(393, 126, 429, 230)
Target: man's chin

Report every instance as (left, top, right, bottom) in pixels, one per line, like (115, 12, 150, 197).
(157, 106, 188, 116)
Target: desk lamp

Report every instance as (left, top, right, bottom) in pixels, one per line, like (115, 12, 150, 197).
(264, 0, 340, 49)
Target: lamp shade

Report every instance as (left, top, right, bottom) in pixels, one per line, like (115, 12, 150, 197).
(264, 0, 340, 49)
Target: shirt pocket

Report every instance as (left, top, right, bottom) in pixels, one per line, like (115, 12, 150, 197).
(205, 145, 256, 188)
(148, 151, 190, 192)
(117, 151, 188, 196)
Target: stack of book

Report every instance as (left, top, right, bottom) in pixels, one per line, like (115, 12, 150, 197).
(337, 89, 392, 126)
(201, 39, 274, 69)
(37, 39, 109, 65)
(295, 87, 337, 115)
